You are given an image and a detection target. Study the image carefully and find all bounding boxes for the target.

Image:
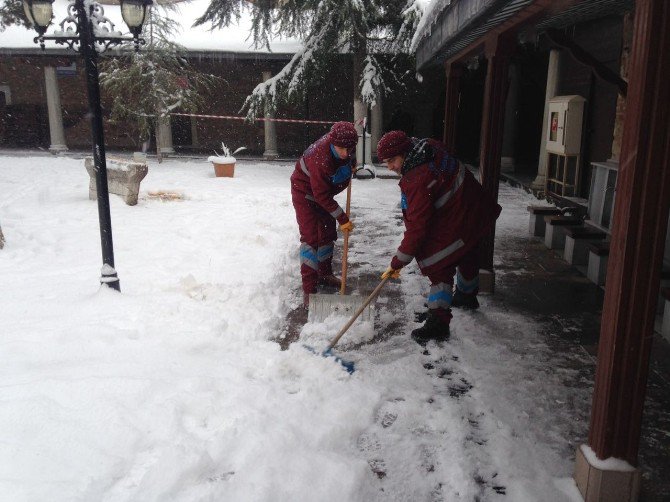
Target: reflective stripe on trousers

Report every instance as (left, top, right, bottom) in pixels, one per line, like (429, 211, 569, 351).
(317, 244, 334, 262)
(300, 243, 318, 270)
(456, 269, 479, 294)
(428, 282, 452, 310)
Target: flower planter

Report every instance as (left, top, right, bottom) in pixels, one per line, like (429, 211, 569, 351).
(213, 161, 235, 177)
(208, 156, 236, 178)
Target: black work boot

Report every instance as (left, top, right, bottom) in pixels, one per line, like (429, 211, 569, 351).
(414, 303, 429, 323)
(411, 313, 450, 345)
(451, 289, 479, 310)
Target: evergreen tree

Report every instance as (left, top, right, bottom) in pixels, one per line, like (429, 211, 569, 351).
(100, 2, 218, 161)
(0, 0, 30, 30)
(193, 0, 424, 124)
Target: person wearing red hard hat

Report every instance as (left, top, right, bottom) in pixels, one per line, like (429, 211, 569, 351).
(377, 130, 501, 344)
(291, 121, 359, 308)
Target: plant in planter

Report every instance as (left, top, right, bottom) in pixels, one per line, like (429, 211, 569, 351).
(207, 143, 246, 177)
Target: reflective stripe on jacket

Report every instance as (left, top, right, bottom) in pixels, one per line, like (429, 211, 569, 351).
(290, 135, 352, 224)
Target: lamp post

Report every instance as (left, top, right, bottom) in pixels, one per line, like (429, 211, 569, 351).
(23, 0, 151, 292)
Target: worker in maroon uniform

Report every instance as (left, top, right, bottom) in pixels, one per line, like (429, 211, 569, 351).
(377, 130, 502, 344)
(291, 121, 359, 308)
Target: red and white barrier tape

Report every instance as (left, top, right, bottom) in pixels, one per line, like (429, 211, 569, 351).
(170, 112, 336, 125)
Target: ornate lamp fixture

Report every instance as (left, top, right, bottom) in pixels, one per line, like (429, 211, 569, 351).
(23, 0, 153, 291)
(22, 0, 54, 36)
(24, 0, 152, 50)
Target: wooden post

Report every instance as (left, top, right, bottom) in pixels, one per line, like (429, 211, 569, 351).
(442, 62, 463, 154)
(587, 0, 670, 465)
(477, 33, 515, 288)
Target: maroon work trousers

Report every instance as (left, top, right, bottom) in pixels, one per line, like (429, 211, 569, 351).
(292, 191, 338, 294)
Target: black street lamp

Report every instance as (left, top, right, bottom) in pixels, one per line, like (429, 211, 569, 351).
(23, 0, 152, 292)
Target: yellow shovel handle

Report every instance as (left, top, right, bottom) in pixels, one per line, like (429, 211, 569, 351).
(340, 178, 353, 295)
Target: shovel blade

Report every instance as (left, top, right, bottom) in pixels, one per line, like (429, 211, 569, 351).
(308, 293, 372, 324)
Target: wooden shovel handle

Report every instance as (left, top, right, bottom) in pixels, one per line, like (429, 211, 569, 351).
(340, 178, 353, 295)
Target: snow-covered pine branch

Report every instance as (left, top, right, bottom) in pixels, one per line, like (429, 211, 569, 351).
(240, 20, 331, 119)
(198, 0, 425, 121)
(100, 2, 219, 157)
(360, 55, 387, 108)
(0, 0, 27, 31)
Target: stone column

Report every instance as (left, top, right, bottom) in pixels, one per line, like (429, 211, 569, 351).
(370, 97, 382, 159)
(262, 71, 279, 159)
(501, 63, 519, 173)
(158, 115, 174, 155)
(44, 66, 67, 153)
(354, 98, 367, 162)
(532, 49, 561, 190)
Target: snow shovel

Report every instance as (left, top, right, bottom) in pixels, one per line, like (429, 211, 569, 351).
(308, 176, 372, 323)
(306, 276, 391, 374)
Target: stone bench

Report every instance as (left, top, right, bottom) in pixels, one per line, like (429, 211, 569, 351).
(587, 241, 610, 286)
(563, 225, 608, 266)
(528, 205, 562, 237)
(85, 157, 148, 206)
(544, 215, 583, 250)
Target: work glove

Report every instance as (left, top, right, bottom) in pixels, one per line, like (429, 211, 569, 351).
(381, 266, 401, 280)
(339, 221, 354, 233)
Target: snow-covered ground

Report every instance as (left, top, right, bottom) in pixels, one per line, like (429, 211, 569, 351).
(0, 154, 585, 501)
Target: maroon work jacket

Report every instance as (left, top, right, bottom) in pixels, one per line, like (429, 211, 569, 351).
(390, 139, 502, 275)
(290, 134, 353, 225)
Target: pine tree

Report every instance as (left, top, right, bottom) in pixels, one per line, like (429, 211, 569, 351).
(0, 0, 30, 30)
(193, 0, 424, 125)
(100, 2, 218, 161)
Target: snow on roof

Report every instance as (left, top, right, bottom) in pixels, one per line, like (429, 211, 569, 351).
(0, 0, 301, 53)
(411, 0, 451, 52)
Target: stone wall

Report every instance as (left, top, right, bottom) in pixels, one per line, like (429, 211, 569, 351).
(0, 51, 435, 157)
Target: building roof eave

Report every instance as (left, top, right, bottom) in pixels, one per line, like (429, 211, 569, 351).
(415, 0, 527, 70)
(415, 0, 634, 70)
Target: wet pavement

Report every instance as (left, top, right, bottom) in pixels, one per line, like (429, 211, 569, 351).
(499, 174, 670, 502)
